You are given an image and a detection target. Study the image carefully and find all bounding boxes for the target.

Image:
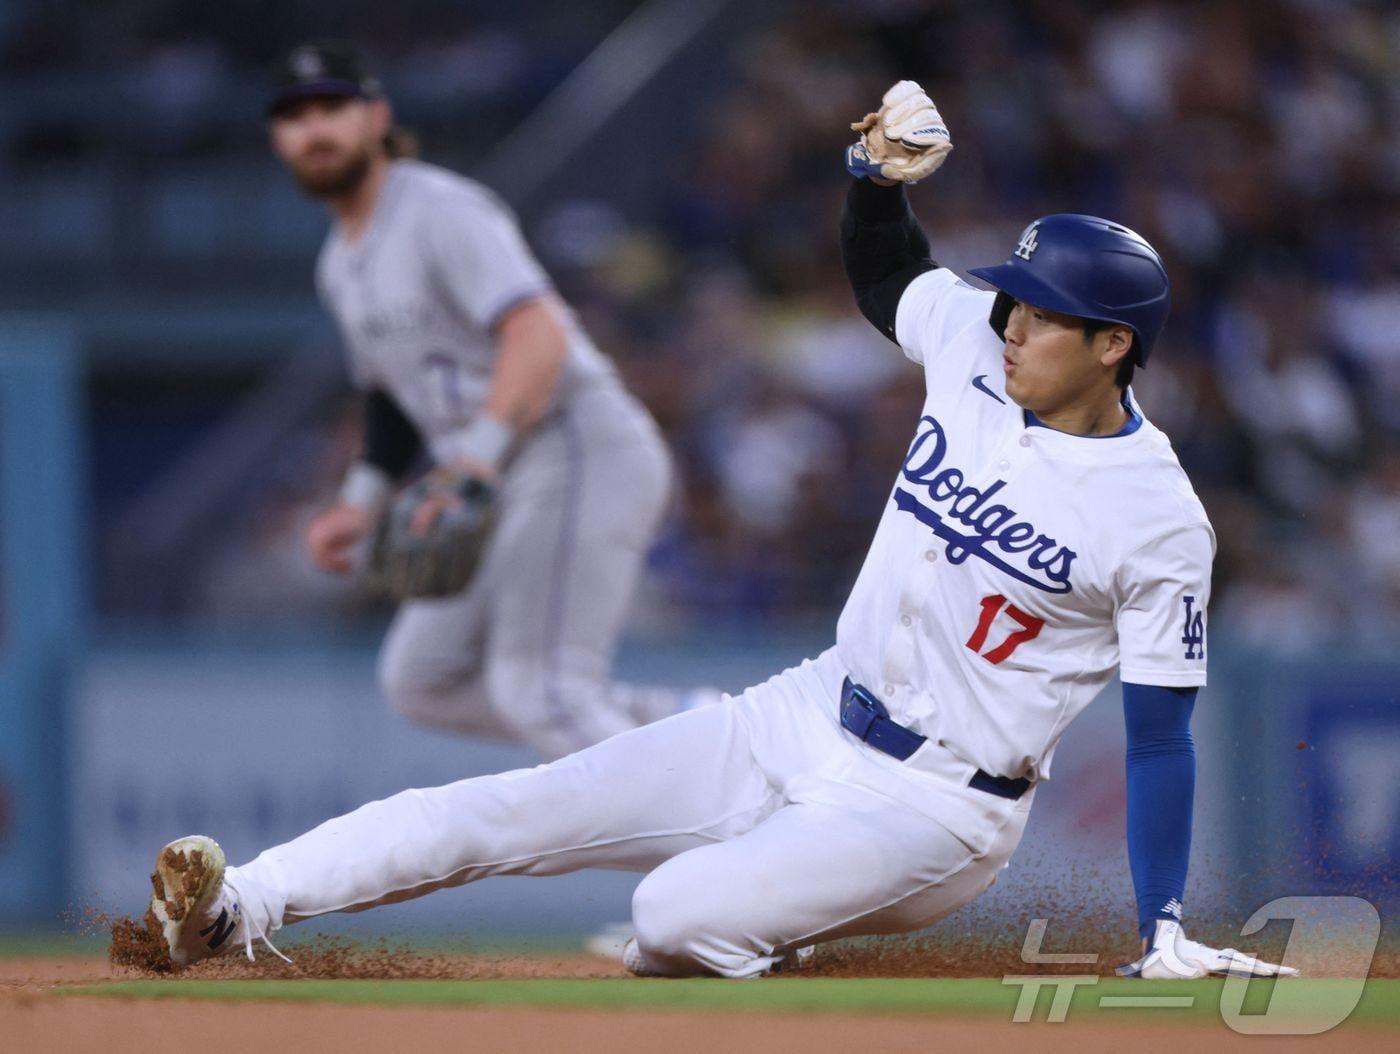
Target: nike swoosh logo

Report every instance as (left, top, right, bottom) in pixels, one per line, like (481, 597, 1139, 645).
(200, 907, 237, 950)
(972, 374, 1006, 404)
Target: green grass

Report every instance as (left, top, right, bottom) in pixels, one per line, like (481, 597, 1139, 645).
(58, 977, 1400, 1029)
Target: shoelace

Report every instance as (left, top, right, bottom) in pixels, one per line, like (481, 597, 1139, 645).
(222, 874, 293, 964)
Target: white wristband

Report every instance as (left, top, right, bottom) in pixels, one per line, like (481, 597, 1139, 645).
(338, 461, 392, 511)
(440, 415, 515, 470)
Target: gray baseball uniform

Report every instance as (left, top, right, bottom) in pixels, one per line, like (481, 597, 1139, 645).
(317, 160, 684, 757)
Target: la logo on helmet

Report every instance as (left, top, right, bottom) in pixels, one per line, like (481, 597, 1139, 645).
(1014, 221, 1040, 261)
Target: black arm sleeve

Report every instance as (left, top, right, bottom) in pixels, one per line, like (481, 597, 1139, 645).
(363, 388, 425, 480)
(840, 178, 939, 342)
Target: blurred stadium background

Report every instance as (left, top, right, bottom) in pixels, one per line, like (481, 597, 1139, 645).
(1, 0, 1396, 944)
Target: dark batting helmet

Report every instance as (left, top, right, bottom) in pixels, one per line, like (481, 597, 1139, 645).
(968, 214, 1170, 366)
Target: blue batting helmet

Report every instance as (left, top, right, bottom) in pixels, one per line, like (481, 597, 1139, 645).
(967, 214, 1170, 366)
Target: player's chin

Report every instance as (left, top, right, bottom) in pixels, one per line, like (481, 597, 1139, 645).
(291, 155, 369, 197)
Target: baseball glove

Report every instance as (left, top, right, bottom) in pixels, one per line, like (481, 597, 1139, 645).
(846, 80, 953, 185)
(365, 470, 496, 600)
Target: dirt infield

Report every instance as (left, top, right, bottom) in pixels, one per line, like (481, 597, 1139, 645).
(8, 994, 1391, 1054)
(4, 916, 1394, 1054)
(5, 949, 1397, 1054)
(107, 911, 632, 980)
(5, 963, 1397, 1054)
(0, 952, 623, 990)
(100, 904, 1400, 981)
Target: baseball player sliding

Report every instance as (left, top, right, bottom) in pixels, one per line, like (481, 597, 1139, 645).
(269, 43, 708, 757)
(148, 82, 1294, 980)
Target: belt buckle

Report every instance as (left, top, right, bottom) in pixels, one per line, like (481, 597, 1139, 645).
(844, 681, 887, 742)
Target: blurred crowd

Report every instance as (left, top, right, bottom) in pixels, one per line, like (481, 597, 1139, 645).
(548, 0, 1400, 651)
(10, 0, 1396, 652)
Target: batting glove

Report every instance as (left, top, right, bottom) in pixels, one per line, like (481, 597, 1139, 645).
(846, 80, 952, 184)
(1117, 920, 1299, 979)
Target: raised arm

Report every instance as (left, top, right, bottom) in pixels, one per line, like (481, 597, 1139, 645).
(840, 179, 938, 342)
(840, 81, 954, 343)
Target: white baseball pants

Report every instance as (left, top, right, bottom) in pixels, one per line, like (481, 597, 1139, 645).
(227, 648, 1032, 977)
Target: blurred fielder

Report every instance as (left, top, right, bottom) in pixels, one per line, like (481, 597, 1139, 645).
(149, 81, 1294, 981)
(268, 43, 708, 758)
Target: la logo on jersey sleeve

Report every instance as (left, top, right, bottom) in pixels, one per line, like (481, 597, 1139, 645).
(1181, 594, 1205, 660)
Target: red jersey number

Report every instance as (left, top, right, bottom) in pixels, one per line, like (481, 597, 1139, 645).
(966, 594, 1045, 665)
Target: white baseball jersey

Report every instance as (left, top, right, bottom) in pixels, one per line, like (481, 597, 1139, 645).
(315, 160, 617, 465)
(835, 267, 1214, 781)
(211, 247, 1214, 984)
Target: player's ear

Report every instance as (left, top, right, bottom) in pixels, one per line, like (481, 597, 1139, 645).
(368, 98, 394, 139)
(1099, 326, 1133, 369)
(267, 115, 292, 161)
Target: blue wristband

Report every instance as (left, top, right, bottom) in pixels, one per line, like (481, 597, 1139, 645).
(845, 142, 886, 181)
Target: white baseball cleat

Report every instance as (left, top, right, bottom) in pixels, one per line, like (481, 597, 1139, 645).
(149, 836, 244, 966)
(621, 936, 661, 977)
(620, 937, 817, 978)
